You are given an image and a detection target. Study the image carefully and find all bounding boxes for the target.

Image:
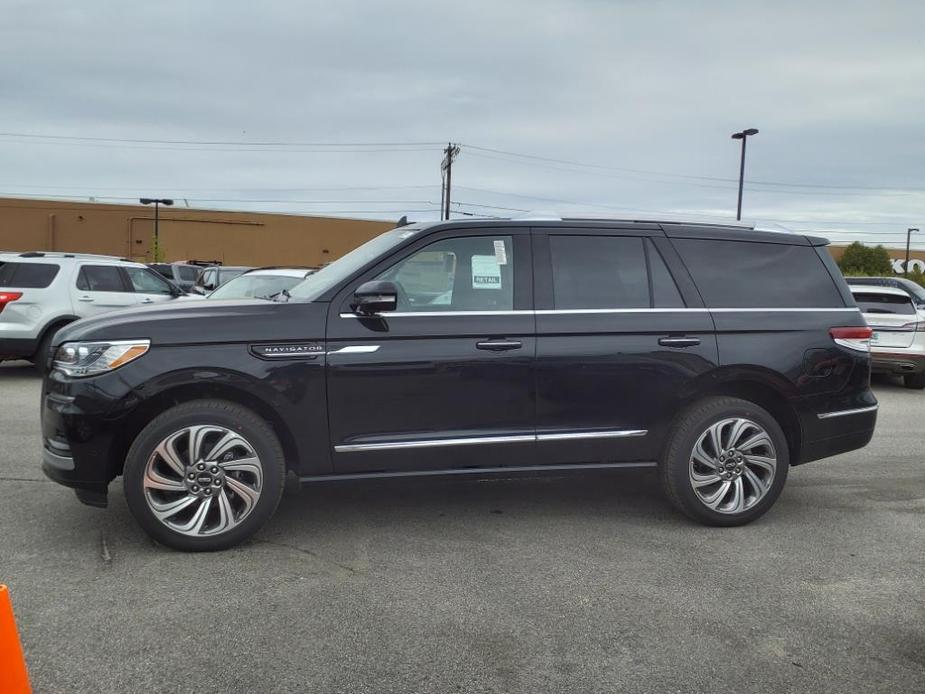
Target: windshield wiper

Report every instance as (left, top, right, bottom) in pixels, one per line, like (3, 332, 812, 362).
(271, 289, 291, 303)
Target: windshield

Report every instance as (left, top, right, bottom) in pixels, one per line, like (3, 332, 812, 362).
(288, 227, 415, 301)
(209, 273, 304, 300)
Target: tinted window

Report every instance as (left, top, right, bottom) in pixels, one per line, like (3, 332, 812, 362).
(125, 267, 173, 294)
(549, 235, 648, 309)
(853, 293, 916, 315)
(0, 262, 60, 288)
(376, 236, 514, 311)
(151, 264, 173, 279)
(648, 243, 685, 308)
(178, 266, 200, 281)
(673, 239, 844, 309)
(76, 265, 126, 292)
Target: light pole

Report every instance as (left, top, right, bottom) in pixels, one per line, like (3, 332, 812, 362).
(905, 227, 919, 275)
(731, 128, 759, 221)
(140, 198, 173, 260)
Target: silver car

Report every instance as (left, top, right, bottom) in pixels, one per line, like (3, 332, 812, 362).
(850, 284, 925, 389)
(0, 251, 183, 366)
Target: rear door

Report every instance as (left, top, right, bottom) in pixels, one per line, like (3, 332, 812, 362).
(532, 227, 718, 465)
(854, 291, 918, 349)
(74, 264, 137, 315)
(325, 228, 536, 473)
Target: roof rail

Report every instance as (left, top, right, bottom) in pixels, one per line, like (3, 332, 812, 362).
(17, 251, 132, 261)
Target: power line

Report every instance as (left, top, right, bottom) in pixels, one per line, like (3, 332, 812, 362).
(0, 131, 445, 147)
(463, 143, 923, 193)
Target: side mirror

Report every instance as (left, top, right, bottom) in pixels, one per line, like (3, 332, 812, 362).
(191, 285, 206, 295)
(351, 280, 398, 315)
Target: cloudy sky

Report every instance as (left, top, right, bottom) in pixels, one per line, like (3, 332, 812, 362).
(1, 1, 923, 246)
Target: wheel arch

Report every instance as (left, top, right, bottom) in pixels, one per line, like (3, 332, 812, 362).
(32, 315, 79, 358)
(674, 367, 803, 465)
(110, 381, 301, 479)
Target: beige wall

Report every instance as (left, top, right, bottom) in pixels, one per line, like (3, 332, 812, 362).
(0, 197, 393, 266)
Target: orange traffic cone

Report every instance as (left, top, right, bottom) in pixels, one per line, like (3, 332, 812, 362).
(0, 585, 31, 694)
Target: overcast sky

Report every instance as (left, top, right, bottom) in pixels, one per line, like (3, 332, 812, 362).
(1, 0, 923, 247)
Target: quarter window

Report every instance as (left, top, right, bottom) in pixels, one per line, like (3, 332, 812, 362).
(672, 239, 844, 309)
(376, 236, 514, 312)
(76, 265, 126, 292)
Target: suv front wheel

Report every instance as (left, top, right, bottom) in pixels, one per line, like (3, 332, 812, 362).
(123, 399, 285, 551)
(660, 396, 789, 526)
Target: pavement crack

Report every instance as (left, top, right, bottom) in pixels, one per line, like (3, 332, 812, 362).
(99, 531, 112, 567)
(0, 476, 47, 483)
(255, 539, 361, 575)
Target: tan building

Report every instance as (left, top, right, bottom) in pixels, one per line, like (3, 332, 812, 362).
(0, 197, 393, 266)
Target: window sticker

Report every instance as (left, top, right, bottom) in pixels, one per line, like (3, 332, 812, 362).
(471, 255, 502, 289)
(493, 239, 508, 265)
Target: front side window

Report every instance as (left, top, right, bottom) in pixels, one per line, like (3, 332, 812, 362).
(376, 236, 514, 312)
(125, 267, 173, 294)
(76, 265, 126, 292)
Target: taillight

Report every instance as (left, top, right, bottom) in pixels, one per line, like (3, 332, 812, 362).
(830, 326, 873, 353)
(0, 291, 22, 314)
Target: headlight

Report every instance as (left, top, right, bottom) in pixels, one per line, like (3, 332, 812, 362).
(53, 339, 150, 377)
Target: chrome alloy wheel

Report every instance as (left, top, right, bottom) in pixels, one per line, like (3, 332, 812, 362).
(688, 417, 777, 515)
(142, 425, 263, 537)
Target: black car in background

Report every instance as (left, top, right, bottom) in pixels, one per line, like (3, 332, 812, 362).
(41, 219, 877, 550)
(149, 263, 202, 292)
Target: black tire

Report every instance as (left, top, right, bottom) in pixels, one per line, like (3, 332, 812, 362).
(903, 372, 925, 390)
(123, 399, 285, 551)
(659, 396, 789, 526)
(31, 324, 65, 374)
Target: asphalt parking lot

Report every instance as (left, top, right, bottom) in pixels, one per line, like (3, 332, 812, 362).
(1, 361, 923, 694)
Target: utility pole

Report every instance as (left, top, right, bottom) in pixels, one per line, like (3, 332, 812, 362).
(441, 143, 460, 220)
(140, 198, 173, 261)
(730, 128, 759, 221)
(905, 227, 919, 275)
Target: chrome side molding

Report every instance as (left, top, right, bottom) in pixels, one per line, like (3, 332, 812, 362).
(335, 429, 648, 453)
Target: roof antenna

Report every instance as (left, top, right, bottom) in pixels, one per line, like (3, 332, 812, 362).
(396, 215, 409, 227)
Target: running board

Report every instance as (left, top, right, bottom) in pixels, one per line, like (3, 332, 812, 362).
(299, 461, 657, 483)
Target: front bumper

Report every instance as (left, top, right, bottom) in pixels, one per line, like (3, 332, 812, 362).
(870, 350, 925, 375)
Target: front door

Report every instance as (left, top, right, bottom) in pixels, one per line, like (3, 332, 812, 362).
(326, 229, 535, 473)
(123, 266, 178, 306)
(532, 228, 719, 465)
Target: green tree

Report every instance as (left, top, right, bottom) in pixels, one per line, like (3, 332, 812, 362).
(838, 242, 892, 276)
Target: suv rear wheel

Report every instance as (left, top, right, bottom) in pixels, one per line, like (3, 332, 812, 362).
(903, 372, 925, 390)
(123, 399, 285, 551)
(660, 396, 789, 526)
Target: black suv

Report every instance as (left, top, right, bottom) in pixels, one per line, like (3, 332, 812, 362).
(41, 219, 878, 550)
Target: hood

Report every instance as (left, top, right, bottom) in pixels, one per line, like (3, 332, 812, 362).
(54, 299, 328, 348)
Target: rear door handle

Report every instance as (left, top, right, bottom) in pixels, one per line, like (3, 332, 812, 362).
(658, 336, 701, 348)
(476, 340, 523, 351)
(77, 295, 94, 303)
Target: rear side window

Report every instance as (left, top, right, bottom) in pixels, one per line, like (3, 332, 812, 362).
(0, 262, 60, 288)
(548, 235, 684, 309)
(672, 239, 844, 308)
(853, 293, 916, 315)
(76, 265, 126, 292)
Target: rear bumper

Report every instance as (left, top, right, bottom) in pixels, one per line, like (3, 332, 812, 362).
(797, 394, 878, 465)
(0, 336, 38, 360)
(870, 351, 925, 375)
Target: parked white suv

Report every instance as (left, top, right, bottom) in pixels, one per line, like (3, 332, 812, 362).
(850, 284, 925, 389)
(0, 252, 183, 366)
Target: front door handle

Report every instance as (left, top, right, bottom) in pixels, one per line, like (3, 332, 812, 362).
(77, 295, 94, 303)
(140, 298, 154, 304)
(658, 336, 701, 348)
(476, 340, 523, 351)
